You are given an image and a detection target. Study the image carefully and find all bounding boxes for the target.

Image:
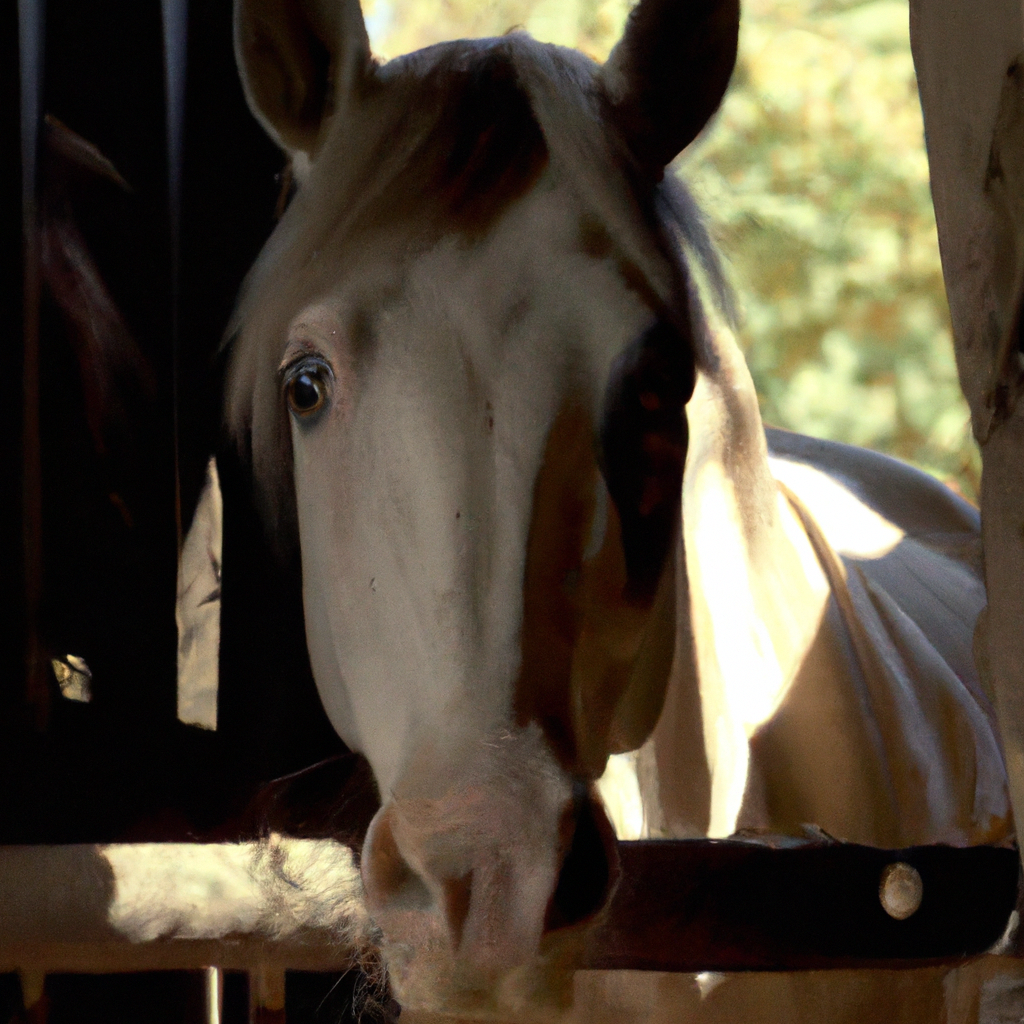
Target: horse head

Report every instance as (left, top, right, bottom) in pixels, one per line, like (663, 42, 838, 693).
(225, 0, 737, 1008)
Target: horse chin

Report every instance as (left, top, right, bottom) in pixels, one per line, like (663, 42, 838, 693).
(367, 828, 610, 1021)
(380, 925, 582, 1022)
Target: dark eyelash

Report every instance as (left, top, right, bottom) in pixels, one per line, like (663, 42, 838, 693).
(280, 353, 333, 386)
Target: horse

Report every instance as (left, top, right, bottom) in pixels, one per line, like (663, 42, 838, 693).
(221, 0, 1015, 1016)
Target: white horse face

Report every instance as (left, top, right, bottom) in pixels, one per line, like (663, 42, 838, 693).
(228, 0, 737, 1005)
(290, 184, 659, 782)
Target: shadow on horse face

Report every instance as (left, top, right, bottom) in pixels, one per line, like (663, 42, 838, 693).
(226, 0, 737, 1007)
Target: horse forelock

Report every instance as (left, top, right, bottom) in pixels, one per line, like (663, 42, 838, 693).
(225, 29, 723, 537)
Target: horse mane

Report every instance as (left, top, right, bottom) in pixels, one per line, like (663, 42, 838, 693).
(224, 30, 733, 538)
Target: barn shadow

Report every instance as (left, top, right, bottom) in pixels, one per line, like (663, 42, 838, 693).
(1, 0, 383, 1018)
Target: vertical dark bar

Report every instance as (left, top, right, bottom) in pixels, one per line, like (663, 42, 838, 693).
(162, 0, 188, 554)
(222, 971, 250, 1024)
(18, 0, 47, 730)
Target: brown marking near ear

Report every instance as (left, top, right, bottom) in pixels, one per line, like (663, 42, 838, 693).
(579, 216, 615, 260)
(516, 399, 676, 777)
(578, 214, 683, 335)
(578, 213, 666, 314)
(616, 256, 667, 318)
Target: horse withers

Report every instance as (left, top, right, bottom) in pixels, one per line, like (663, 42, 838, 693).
(223, 0, 1013, 1017)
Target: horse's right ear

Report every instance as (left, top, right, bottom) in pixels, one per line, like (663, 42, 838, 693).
(599, 0, 739, 176)
(234, 0, 372, 155)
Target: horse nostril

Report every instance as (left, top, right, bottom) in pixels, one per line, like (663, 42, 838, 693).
(441, 870, 474, 951)
(362, 807, 433, 914)
(544, 783, 620, 933)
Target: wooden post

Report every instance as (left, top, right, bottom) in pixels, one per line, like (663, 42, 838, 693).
(908, 0, 1024, 844)
(249, 967, 286, 1024)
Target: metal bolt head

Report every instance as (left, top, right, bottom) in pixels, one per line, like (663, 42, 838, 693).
(879, 862, 923, 920)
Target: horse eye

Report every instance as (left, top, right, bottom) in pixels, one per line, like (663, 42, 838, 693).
(283, 358, 332, 418)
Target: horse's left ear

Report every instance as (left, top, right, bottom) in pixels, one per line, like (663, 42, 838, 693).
(599, 0, 740, 174)
(234, 0, 372, 155)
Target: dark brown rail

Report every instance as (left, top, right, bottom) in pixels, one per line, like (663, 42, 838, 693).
(0, 838, 1017, 974)
(586, 839, 1020, 971)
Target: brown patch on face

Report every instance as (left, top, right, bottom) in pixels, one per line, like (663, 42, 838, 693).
(579, 216, 615, 260)
(577, 216, 676, 329)
(615, 257, 667, 321)
(600, 319, 692, 600)
(516, 398, 678, 778)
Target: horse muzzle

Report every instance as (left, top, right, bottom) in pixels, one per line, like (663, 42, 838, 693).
(360, 759, 619, 998)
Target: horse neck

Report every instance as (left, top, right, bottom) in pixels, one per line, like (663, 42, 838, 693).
(634, 324, 1010, 849)
(640, 325, 836, 840)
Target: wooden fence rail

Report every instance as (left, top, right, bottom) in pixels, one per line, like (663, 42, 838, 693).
(0, 838, 1018, 980)
(0, 838, 373, 976)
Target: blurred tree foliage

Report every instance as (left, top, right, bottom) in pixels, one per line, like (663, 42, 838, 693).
(365, 0, 978, 498)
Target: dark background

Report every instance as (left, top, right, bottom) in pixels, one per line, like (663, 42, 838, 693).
(1, 0, 372, 846)
(1, 2, 382, 1019)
